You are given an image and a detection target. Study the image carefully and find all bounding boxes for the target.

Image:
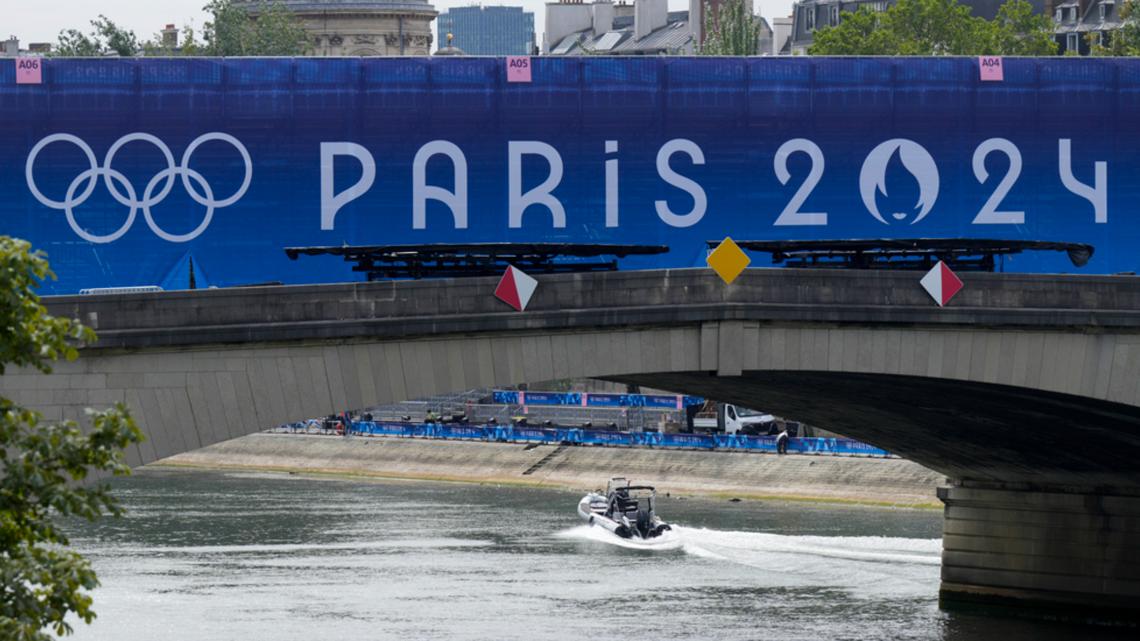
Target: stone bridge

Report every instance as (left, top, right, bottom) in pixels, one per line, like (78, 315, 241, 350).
(3, 268, 1139, 622)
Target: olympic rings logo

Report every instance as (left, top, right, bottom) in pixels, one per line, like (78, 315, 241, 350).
(25, 132, 253, 243)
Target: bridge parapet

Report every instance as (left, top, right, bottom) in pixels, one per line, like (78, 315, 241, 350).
(45, 268, 1140, 350)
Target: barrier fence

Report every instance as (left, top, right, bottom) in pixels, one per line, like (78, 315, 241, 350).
(492, 390, 704, 409)
(349, 421, 892, 457)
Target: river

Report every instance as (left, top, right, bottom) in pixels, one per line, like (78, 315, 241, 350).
(64, 467, 1123, 641)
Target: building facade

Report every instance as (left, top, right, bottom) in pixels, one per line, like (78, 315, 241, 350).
(1054, 0, 1128, 54)
(1, 37, 51, 56)
(236, 0, 437, 56)
(436, 6, 535, 56)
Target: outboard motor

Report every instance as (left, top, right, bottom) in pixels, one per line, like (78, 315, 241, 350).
(635, 507, 653, 539)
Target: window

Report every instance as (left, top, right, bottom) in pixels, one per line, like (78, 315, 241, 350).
(1055, 9, 1062, 21)
(1067, 32, 1080, 51)
(1100, 3, 1106, 20)
(831, 5, 839, 25)
(806, 7, 816, 32)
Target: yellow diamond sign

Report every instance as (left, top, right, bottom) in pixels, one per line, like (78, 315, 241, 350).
(707, 237, 750, 284)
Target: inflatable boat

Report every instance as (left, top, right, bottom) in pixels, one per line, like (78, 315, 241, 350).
(578, 477, 672, 540)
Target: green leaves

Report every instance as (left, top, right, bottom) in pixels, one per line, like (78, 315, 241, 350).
(201, 0, 311, 57)
(55, 1, 310, 58)
(700, 0, 762, 56)
(53, 15, 141, 57)
(1, 236, 143, 640)
(809, 0, 1059, 56)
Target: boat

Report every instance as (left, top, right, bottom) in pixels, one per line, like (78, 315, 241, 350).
(578, 477, 672, 540)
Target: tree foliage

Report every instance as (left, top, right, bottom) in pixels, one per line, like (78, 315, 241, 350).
(56, 1, 309, 57)
(700, 0, 761, 55)
(199, 0, 310, 56)
(0, 236, 143, 641)
(809, 0, 1057, 56)
(54, 15, 140, 57)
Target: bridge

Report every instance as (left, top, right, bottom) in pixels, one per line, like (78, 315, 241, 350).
(3, 267, 1140, 622)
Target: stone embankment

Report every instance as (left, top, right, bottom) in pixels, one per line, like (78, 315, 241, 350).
(156, 433, 947, 507)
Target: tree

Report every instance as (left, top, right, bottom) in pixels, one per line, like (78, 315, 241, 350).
(0, 236, 143, 641)
(700, 0, 761, 55)
(54, 15, 140, 57)
(809, 0, 1057, 56)
(201, 0, 310, 56)
(990, 0, 1059, 55)
(807, 6, 897, 55)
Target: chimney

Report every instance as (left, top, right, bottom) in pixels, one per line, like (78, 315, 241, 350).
(544, 0, 595, 52)
(634, 0, 668, 41)
(593, 1, 615, 37)
(689, 0, 702, 45)
(162, 24, 179, 49)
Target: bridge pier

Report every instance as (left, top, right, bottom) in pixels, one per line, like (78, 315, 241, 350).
(939, 483, 1140, 625)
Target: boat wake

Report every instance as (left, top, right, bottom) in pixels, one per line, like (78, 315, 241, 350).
(555, 525, 684, 551)
(673, 527, 940, 566)
(557, 525, 939, 566)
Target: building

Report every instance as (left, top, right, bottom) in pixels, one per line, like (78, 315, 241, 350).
(756, 16, 775, 54)
(1054, 0, 1128, 54)
(1, 36, 51, 57)
(788, 0, 1049, 54)
(544, 0, 694, 55)
(770, 15, 793, 54)
(436, 6, 535, 56)
(235, 0, 437, 56)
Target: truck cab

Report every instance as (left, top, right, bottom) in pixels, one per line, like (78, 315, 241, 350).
(690, 402, 775, 435)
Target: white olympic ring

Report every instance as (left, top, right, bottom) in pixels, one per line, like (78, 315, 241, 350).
(25, 132, 253, 243)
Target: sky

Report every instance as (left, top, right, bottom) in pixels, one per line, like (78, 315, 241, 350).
(7, 0, 797, 50)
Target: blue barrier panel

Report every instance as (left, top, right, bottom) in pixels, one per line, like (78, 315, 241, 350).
(791, 437, 891, 457)
(521, 392, 582, 406)
(584, 394, 624, 408)
(349, 422, 892, 456)
(492, 391, 519, 404)
(555, 428, 583, 444)
(659, 433, 716, 449)
(582, 430, 635, 446)
(2, 57, 1134, 294)
(512, 427, 554, 442)
(490, 390, 704, 408)
(643, 395, 682, 409)
(441, 425, 486, 440)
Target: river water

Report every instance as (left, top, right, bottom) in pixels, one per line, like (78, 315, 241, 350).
(64, 468, 1120, 641)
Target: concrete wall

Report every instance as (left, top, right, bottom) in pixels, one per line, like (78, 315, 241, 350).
(939, 484, 1140, 622)
(160, 432, 947, 506)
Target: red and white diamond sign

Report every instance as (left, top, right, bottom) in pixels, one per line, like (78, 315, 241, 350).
(494, 265, 538, 311)
(920, 261, 963, 307)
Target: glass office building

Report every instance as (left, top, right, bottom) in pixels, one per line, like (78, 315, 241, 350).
(436, 6, 535, 55)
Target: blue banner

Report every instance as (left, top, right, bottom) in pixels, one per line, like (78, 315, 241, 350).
(3, 57, 1135, 294)
(491, 390, 701, 408)
(348, 421, 891, 456)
